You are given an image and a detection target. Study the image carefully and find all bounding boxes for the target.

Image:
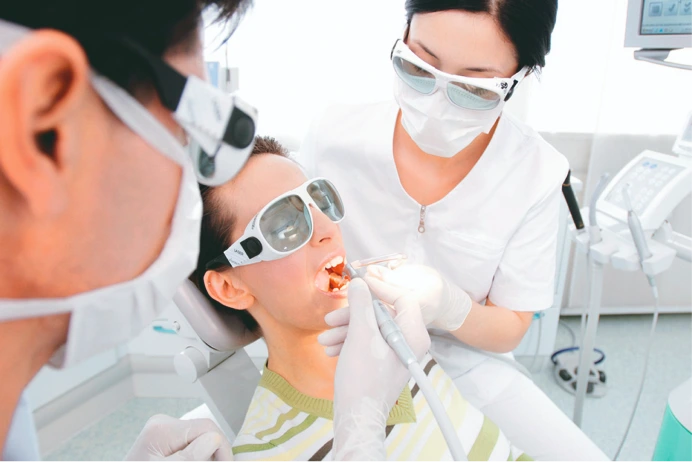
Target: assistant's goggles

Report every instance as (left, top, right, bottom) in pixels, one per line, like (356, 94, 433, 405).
(391, 39, 528, 111)
(206, 178, 345, 269)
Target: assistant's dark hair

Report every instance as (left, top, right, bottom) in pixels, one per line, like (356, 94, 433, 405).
(191, 136, 291, 334)
(0, 0, 251, 96)
(405, 0, 558, 71)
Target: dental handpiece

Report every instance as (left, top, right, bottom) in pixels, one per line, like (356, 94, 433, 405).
(622, 185, 657, 294)
(345, 254, 417, 366)
(563, 170, 585, 231)
(345, 254, 468, 461)
(622, 185, 653, 261)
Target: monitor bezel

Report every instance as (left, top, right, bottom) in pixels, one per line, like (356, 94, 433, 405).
(625, 0, 692, 48)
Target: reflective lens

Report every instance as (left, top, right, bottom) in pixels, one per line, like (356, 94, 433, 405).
(393, 56, 436, 94)
(447, 82, 501, 110)
(307, 179, 345, 222)
(260, 195, 312, 252)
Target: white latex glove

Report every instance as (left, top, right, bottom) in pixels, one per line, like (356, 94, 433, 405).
(319, 278, 430, 460)
(125, 414, 233, 461)
(366, 263, 473, 332)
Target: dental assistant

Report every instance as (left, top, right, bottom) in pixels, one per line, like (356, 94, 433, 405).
(304, 1, 609, 460)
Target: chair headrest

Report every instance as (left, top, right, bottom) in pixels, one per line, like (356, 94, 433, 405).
(174, 279, 259, 352)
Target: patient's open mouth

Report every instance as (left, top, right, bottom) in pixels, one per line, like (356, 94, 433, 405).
(315, 255, 351, 293)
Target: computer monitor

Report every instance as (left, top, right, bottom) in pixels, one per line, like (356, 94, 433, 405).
(625, 0, 692, 49)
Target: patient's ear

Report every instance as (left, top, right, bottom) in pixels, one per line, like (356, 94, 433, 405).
(204, 270, 255, 310)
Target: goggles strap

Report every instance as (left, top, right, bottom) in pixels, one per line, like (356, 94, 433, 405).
(505, 79, 520, 102)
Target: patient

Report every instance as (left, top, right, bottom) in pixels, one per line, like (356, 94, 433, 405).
(193, 136, 529, 461)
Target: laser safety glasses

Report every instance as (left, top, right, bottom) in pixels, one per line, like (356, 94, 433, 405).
(206, 178, 345, 269)
(391, 39, 528, 111)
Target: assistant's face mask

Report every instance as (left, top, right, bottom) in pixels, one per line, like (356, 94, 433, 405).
(0, 20, 255, 368)
(391, 39, 527, 158)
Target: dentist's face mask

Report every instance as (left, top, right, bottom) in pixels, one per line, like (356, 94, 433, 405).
(0, 20, 258, 368)
(391, 40, 528, 157)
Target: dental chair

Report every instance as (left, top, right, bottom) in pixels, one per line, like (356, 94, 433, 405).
(170, 280, 261, 441)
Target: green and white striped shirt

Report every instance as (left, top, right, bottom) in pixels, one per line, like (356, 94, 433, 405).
(232, 355, 530, 461)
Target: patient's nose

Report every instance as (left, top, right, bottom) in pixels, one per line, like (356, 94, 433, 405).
(310, 205, 338, 245)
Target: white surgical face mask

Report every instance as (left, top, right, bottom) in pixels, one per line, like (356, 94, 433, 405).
(393, 76, 506, 158)
(0, 22, 204, 368)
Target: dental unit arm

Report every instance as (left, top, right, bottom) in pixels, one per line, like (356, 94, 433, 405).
(568, 145, 692, 459)
(345, 254, 468, 462)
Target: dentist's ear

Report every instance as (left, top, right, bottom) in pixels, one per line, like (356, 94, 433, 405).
(204, 269, 256, 311)
(0, 30, 89, 217)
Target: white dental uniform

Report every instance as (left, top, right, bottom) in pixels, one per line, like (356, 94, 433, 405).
(300, 100, 609, 461)
(3, 391, 40, 461)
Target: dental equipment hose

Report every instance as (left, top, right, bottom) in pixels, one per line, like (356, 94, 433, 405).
(581, 174, 611, 346)
(613, 285, 659, 460)
(574, 257, 604, 427)
(345, 262, 467, 461)
(612, 185, 660, 460)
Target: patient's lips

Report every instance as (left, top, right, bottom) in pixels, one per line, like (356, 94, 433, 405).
(315, 269, 331, 292)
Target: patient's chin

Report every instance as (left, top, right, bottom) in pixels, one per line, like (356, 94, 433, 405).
(312, 292, 349, 320)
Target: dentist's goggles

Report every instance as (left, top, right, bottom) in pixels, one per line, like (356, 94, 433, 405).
(0, 19, 258, 186)
(391, 39, 529, 111)
(206, 178, 345, 269)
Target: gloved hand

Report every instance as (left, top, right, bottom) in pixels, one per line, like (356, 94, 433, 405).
(319, 278, 430, 460)
(365, 263, 473, 332)
(125, 414, 233, 461)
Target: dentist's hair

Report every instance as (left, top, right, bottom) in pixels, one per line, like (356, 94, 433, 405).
(404, 0, 558, 71)
(191, 136, 292, 334)
(0, 0, 251, 97)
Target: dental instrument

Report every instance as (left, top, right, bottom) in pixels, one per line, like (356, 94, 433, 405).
(612, 185, 661, 461)
(562, 170, 585, 232)
(346, 254, 468, 462)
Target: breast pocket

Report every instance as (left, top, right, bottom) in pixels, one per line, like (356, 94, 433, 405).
(434, 231, 506, 301)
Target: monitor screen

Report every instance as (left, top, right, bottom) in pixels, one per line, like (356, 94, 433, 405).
(640, 0, 692, 35)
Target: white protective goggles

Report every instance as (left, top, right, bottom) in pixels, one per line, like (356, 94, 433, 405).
(120, 38, 258, 186)
(0, 19, 258, 186)
(206, 178, 345, 269)
(391, 39, 529, 111)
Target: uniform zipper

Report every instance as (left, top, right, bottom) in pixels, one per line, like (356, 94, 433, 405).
(418, 205, 427, 234)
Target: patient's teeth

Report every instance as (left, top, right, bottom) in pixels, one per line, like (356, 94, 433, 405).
(324, 255, 346, 272)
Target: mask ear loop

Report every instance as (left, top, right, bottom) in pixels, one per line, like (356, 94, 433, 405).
(90, 73, 190, 167)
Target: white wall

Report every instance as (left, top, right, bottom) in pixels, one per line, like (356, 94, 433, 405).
(204, 0, 409, 138)
(26, 349, 122, 411)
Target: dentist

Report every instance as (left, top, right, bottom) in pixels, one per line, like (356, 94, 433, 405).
(0, 1, 426, 460)
(307, 0, 609, 460)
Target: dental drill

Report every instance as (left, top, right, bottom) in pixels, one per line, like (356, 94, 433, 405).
(345, 254, 468, 462)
